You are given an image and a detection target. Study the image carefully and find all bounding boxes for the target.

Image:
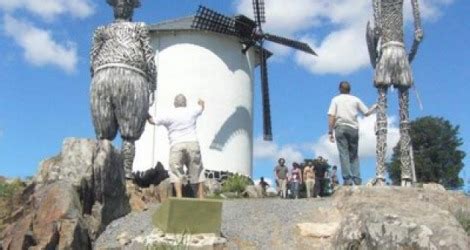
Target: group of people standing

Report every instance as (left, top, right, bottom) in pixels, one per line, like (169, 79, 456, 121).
(273, 157, 338, 199)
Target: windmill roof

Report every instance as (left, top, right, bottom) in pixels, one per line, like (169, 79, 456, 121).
(149, 16, 195, 31)
(149, 16, 272, 58)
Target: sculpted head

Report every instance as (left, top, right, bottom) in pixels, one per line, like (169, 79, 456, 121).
(174, 94, 187, 108)
(107, 0, 140, 21)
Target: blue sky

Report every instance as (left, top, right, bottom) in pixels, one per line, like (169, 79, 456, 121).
(0, 0, 468, 189)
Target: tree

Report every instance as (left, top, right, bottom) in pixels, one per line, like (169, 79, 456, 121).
(387, 116, 465, 189)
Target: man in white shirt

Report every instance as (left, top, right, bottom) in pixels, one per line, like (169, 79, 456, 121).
(148, 94, 205, 198)
(328, 81, 376, 185)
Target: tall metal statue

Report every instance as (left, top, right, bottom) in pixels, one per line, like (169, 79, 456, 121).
(367, 0, 423, 186)
(90, 0, 156, 178)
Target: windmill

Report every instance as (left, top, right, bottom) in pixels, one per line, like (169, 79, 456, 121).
(191, 0, 317, 141)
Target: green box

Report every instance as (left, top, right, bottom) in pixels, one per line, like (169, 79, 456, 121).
(152, 198, 223, 234)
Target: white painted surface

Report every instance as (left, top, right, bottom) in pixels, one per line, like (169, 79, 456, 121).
(133, 30, 257, 177)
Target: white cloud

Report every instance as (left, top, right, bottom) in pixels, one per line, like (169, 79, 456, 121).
(234, 0, 453, 75)
(0, 0, 94, 20)
(235, 0, 324, 36)
(0, 0, 94, 72)
(253, 137, 278, 159)
(3, 15, 78, 72)
(253, 137, 304, 167)
(295, 25, 370, 75)
(311, 115, 400, 166)
(277, 145, 304, 165)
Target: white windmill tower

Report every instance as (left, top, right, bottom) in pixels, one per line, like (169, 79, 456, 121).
(133, 1, 316, 178)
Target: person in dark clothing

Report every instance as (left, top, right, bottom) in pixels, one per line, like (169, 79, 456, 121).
(330, 165, 339, 188)
(313, 157, 328, 198)
(259, 177, 270, 197)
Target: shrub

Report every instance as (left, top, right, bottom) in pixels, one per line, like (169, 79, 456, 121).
(221, 174, 251, 194)
(0, 179, 24, 198)
(455, 208, 470, 235)
(0, 179, 26, 232)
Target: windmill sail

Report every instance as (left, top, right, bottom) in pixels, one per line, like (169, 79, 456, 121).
(253, 0, 266, 26)
(260, 42, 273, 141)
(264, 33, 317, 55)
(191, 6, 238, 36)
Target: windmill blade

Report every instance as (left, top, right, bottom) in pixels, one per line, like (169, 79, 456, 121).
(191, 5, 238, 36)
(260, 42, 273, 141)
(252, 0, 266, 27)
(264, 33, 317, 56)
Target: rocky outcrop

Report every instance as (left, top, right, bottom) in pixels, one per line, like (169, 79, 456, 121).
(2, 182, 90, 249)
(127, 162, 173, 211)
(1, 138, 130, 250)
(242, 185, 263, 198)
(126, 179, 172, 212)
(330, 186, 470, 249)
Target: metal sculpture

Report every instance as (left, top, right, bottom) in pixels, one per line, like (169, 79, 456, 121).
(191, 1, 317, 141)
(90, 0, 156, 178)
(367, 0, 423, 186)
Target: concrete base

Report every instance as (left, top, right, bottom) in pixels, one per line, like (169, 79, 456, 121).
(152, 198, 223, 234)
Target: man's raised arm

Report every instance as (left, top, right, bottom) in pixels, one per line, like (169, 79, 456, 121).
(198, 99, 205, 112)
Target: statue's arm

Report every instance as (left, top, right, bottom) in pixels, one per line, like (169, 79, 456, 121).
(90, 26, 105, 77)
(366, 0, 381, 68)
(373, 0, 381, 32)
(411, 0, 423, 41)
(409, 0, 424, 62)
(139, 23, 157, 104)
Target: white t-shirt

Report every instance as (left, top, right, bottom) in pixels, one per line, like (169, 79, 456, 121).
(328, 94, 369, 129)
(155, 105, 203, 146)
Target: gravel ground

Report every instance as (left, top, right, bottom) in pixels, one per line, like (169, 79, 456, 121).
(95, 197, 332, 249)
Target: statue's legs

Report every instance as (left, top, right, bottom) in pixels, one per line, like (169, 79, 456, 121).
(92, 67, 150, 179)
(113, 68, 150, 179)
(90, 71, 119, 141)
(399, 88, 413, 187)
(122, 139, 136, 179)
(374, 86, 388, 186)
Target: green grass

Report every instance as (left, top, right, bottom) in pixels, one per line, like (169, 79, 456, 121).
(0, 179, 26, 232)
(0, 180, 24, 198)
(455, 208, 470, 235)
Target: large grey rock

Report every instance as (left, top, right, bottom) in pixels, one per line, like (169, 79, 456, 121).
(205, 179, 222, 196)
(331, 186, 470, 249)
(2, 138, 130, 249)
(242, 185, 263, 198)
(36, 138, 130, 236)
